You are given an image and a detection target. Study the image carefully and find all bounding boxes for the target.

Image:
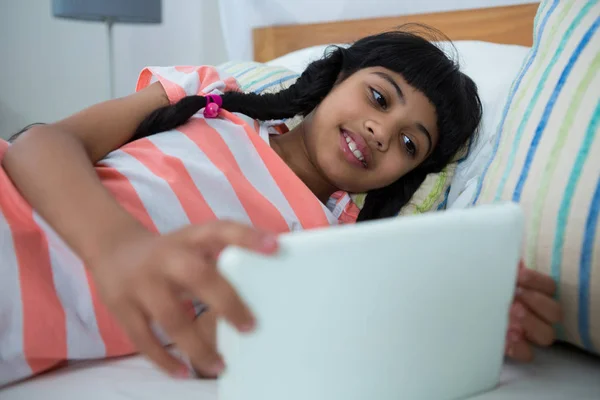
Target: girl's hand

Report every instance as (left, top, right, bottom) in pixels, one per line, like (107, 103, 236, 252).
(505, 260, 562, 362)
(89, 221, 278, 378)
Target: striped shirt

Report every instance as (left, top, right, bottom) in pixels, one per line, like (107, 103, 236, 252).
(0, 65, 348, 385)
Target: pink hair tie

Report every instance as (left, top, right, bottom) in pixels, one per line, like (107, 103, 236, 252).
(203, 94, 223, 118)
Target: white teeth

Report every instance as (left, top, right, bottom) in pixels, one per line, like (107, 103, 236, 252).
(343, 132, 365, 162)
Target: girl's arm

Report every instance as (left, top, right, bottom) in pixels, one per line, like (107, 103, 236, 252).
(3, 78, 273, 378)
(2, 82, 169, 264)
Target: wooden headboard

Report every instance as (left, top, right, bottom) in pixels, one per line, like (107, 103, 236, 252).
(253, 3, 538, 62)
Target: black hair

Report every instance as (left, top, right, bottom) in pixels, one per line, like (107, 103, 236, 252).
(16, 26, 483, 221)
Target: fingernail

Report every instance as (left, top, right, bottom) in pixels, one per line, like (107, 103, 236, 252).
(211, 359, 225, 375)
(512, 303, 526, 319)
(507, 346, 515, 358)
(260, 235, 277, 252)
(510, 331, 521, 343)
(515, 287, 525, 296)
(509, 323, 522, 333)
(173, 366, 190, 379)
(240, 319, 256, 333)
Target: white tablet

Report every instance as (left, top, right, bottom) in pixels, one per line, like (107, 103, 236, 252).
(217, 202, 524, 400)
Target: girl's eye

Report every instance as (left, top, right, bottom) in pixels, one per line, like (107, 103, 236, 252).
(402, 134, 417, 156)
(371, 88, 387, 110)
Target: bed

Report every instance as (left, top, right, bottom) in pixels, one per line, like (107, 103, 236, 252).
(3, 2, 600, 399)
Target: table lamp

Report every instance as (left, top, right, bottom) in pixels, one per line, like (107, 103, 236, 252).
(52, 0, 162, 98)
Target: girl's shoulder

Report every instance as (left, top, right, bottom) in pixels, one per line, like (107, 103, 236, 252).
(136, 65, 240, 105)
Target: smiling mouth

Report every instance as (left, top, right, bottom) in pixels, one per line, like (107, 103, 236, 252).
(342, 131, 366, 165)
(340, 129, 369, 169)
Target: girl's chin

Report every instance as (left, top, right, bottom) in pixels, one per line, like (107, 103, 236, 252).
(319, 160, 374, 194)
(328, 178, 369, 195)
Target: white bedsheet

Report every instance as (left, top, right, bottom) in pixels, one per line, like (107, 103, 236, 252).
(2, 344, 598, 399)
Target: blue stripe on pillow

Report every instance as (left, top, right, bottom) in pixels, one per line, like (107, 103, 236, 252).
(533, 0, 550, 30)
(512, 16, 600, 201)
(234, 65, 259, 79)
(242, 69, 290, 91)
(437, 186, 451, 210)
(551, 99, 599, 341)
(253, 74, 300, 94)
(470, 0, 559, 205)
(580, 173, 600, 353)
(494, 2, 597, 201)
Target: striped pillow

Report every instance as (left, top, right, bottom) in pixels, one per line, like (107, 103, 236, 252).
(218, 61, 459, 217)
(472, 0, 600, 354)
(218, 61, 300, 94)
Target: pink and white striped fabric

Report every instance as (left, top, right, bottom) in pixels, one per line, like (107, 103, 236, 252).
(0, 65, 343, 386)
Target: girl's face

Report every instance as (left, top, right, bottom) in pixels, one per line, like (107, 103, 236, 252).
(303, 67, 439, 193)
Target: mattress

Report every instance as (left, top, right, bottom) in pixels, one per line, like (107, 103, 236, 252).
(2, 344, 599, 399)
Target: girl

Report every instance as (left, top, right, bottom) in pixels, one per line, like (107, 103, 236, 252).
(0, 30, 560, 385)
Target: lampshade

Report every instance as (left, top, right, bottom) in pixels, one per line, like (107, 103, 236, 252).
(52, 0, 162, 24)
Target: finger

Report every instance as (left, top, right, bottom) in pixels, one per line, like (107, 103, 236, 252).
(505, 327, 523, 347)
(170, 252, 256, 333)
(188, 333, 223, 379)
(144, 286, 225, 377)
(507, 318, 524, 336)
(508, 299, 525, 333)
(193, 267, 255, 333)
(517, 268, 557, 295)
(116, 303, 186, 377)
(506, 339, 534, 362)
(196, 309, 217, 349)
(516, 288, 562, 324)
(183, 221, 278, 256)
(512, 301, 556, 346)
(523, 314, 556, 347)
(191, 310, 222, 379)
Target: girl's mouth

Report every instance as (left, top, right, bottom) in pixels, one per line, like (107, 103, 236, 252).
(339, 128, 370, 169)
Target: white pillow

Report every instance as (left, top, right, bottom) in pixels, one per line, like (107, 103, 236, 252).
(267, 41, 531, 209)
(445, 42, 531, 209)
(266, 44, 346, 73)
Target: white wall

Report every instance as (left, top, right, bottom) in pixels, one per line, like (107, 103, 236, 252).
(113, 0, 227, 98)
(0, 1, 105, 138)
(0, 0, 227, 139)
